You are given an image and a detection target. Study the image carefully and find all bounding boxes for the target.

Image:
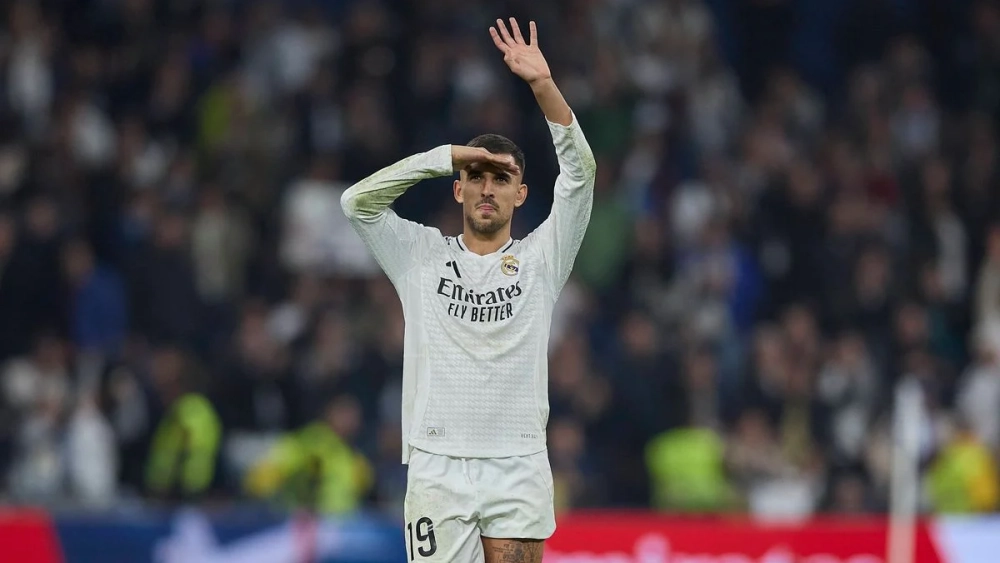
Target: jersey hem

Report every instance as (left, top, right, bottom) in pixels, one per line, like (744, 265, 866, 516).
(405, 439, 547, 461)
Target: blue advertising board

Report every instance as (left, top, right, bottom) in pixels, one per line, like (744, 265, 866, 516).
(53, 508, 407, 563)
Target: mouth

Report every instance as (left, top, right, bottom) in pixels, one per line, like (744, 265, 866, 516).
(477, 204, 497, 213)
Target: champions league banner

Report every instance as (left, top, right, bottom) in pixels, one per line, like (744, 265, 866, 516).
(544, 512, 1000, 563)
(4, 509, 1000, 563)
(0, 508, 406, 563)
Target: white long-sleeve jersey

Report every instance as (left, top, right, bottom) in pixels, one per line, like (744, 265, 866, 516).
(341, 114, 596, 462)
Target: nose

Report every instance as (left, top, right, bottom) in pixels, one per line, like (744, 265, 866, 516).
(480, 179, 497, 197)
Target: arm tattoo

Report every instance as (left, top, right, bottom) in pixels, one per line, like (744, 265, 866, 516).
(490, 541, 543, 563)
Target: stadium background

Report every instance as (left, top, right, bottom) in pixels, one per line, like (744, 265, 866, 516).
(1, 0, 1000, 561)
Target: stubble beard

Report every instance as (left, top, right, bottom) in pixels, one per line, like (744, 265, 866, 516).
(466, 210, 507, 236)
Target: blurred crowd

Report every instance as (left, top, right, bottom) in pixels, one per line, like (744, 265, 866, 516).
(1, 0, 1000, 521)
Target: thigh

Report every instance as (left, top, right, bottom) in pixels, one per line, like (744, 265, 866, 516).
(477, 451, 556, 541)
(405, 449, 483, 563)
(482, 538, 544, 563)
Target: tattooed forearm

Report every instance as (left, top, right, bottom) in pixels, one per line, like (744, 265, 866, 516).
(489, 541, 544, 563)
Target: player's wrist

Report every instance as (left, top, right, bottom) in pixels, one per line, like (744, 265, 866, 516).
(528, 76, 555, 91)
(450, 145, 470, 172)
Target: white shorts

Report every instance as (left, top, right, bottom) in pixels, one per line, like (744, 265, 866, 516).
(403, 448, 556, 562)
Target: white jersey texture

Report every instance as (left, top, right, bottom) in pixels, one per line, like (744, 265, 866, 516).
(341, 114, 596, 462)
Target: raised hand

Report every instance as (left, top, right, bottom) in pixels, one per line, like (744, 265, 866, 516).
(451, 145, 521, 176)
(489, 18, 551, 86)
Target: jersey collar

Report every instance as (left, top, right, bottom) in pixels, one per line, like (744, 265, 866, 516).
(456, 234, 515, 256)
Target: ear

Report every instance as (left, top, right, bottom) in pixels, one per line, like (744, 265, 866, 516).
(514, 183, 528, 208)
(453, 179, 464, 204)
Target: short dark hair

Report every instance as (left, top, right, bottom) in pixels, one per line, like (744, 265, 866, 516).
(467, 134, 525, 175)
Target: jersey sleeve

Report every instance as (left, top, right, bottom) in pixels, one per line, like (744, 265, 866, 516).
(527, 113, 598, 296)
(341, 145, 454, 285)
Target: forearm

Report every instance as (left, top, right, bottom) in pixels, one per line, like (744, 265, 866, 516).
(530, 78, 572, 127)
(546, 102, 597, 190)
(532, 76, 594, 185)
(535, 91, 597, 294)
(341, 145, 453, 222)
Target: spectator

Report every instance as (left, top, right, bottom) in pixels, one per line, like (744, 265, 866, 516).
(549, 417, 603, 512)
(817, 331, 880, 466)
(217, 300, 294, 433)
(926, 416, 1000, 514)
(65, 391, 118, 508)
(128, 210, 203, 349)
(280, 156, 379, 279)
(2, 333, 71, 502)
(645, 403, 736, 513)
(726, 408, 800, 515)
(574, 156, 633, 294)
(145, 347, 221, 502)
(823, 468, 877, 514)
(190, 185, 252, 307)
(62, 238, 128, 359)
(956, 322, 1000, 452)
(0, 213, 30, 359)
(974, 225, 1000, 332)
(244, 394, 373, 515)
(101, 363, 155, 497)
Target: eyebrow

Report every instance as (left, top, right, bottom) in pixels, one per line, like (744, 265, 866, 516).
(464, 166, 511, 180)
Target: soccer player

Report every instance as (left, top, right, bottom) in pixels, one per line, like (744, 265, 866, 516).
(341, 17, 596, 563)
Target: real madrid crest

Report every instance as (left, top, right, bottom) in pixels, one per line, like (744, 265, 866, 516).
(500, 254, 520, 276)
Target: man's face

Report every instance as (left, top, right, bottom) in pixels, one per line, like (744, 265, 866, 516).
(454, 159, 527, 236)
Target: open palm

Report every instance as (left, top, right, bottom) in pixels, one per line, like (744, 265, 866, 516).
(490, 18, 552, 85)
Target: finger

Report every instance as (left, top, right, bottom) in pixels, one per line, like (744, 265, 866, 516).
(509, 18, 525, 44)
(494, 155, 519, 174)
(489, 27, 509, 52)
(496, 18, 515, 45)
(529, 21, 538, 46)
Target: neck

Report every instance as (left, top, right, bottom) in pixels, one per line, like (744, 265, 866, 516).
(462, 225, 510, 256)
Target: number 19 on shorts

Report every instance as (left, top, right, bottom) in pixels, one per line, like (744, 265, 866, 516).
(407, 517, 437, 559)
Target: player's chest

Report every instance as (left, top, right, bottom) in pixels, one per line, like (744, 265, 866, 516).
(418, 250, 541, 325)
